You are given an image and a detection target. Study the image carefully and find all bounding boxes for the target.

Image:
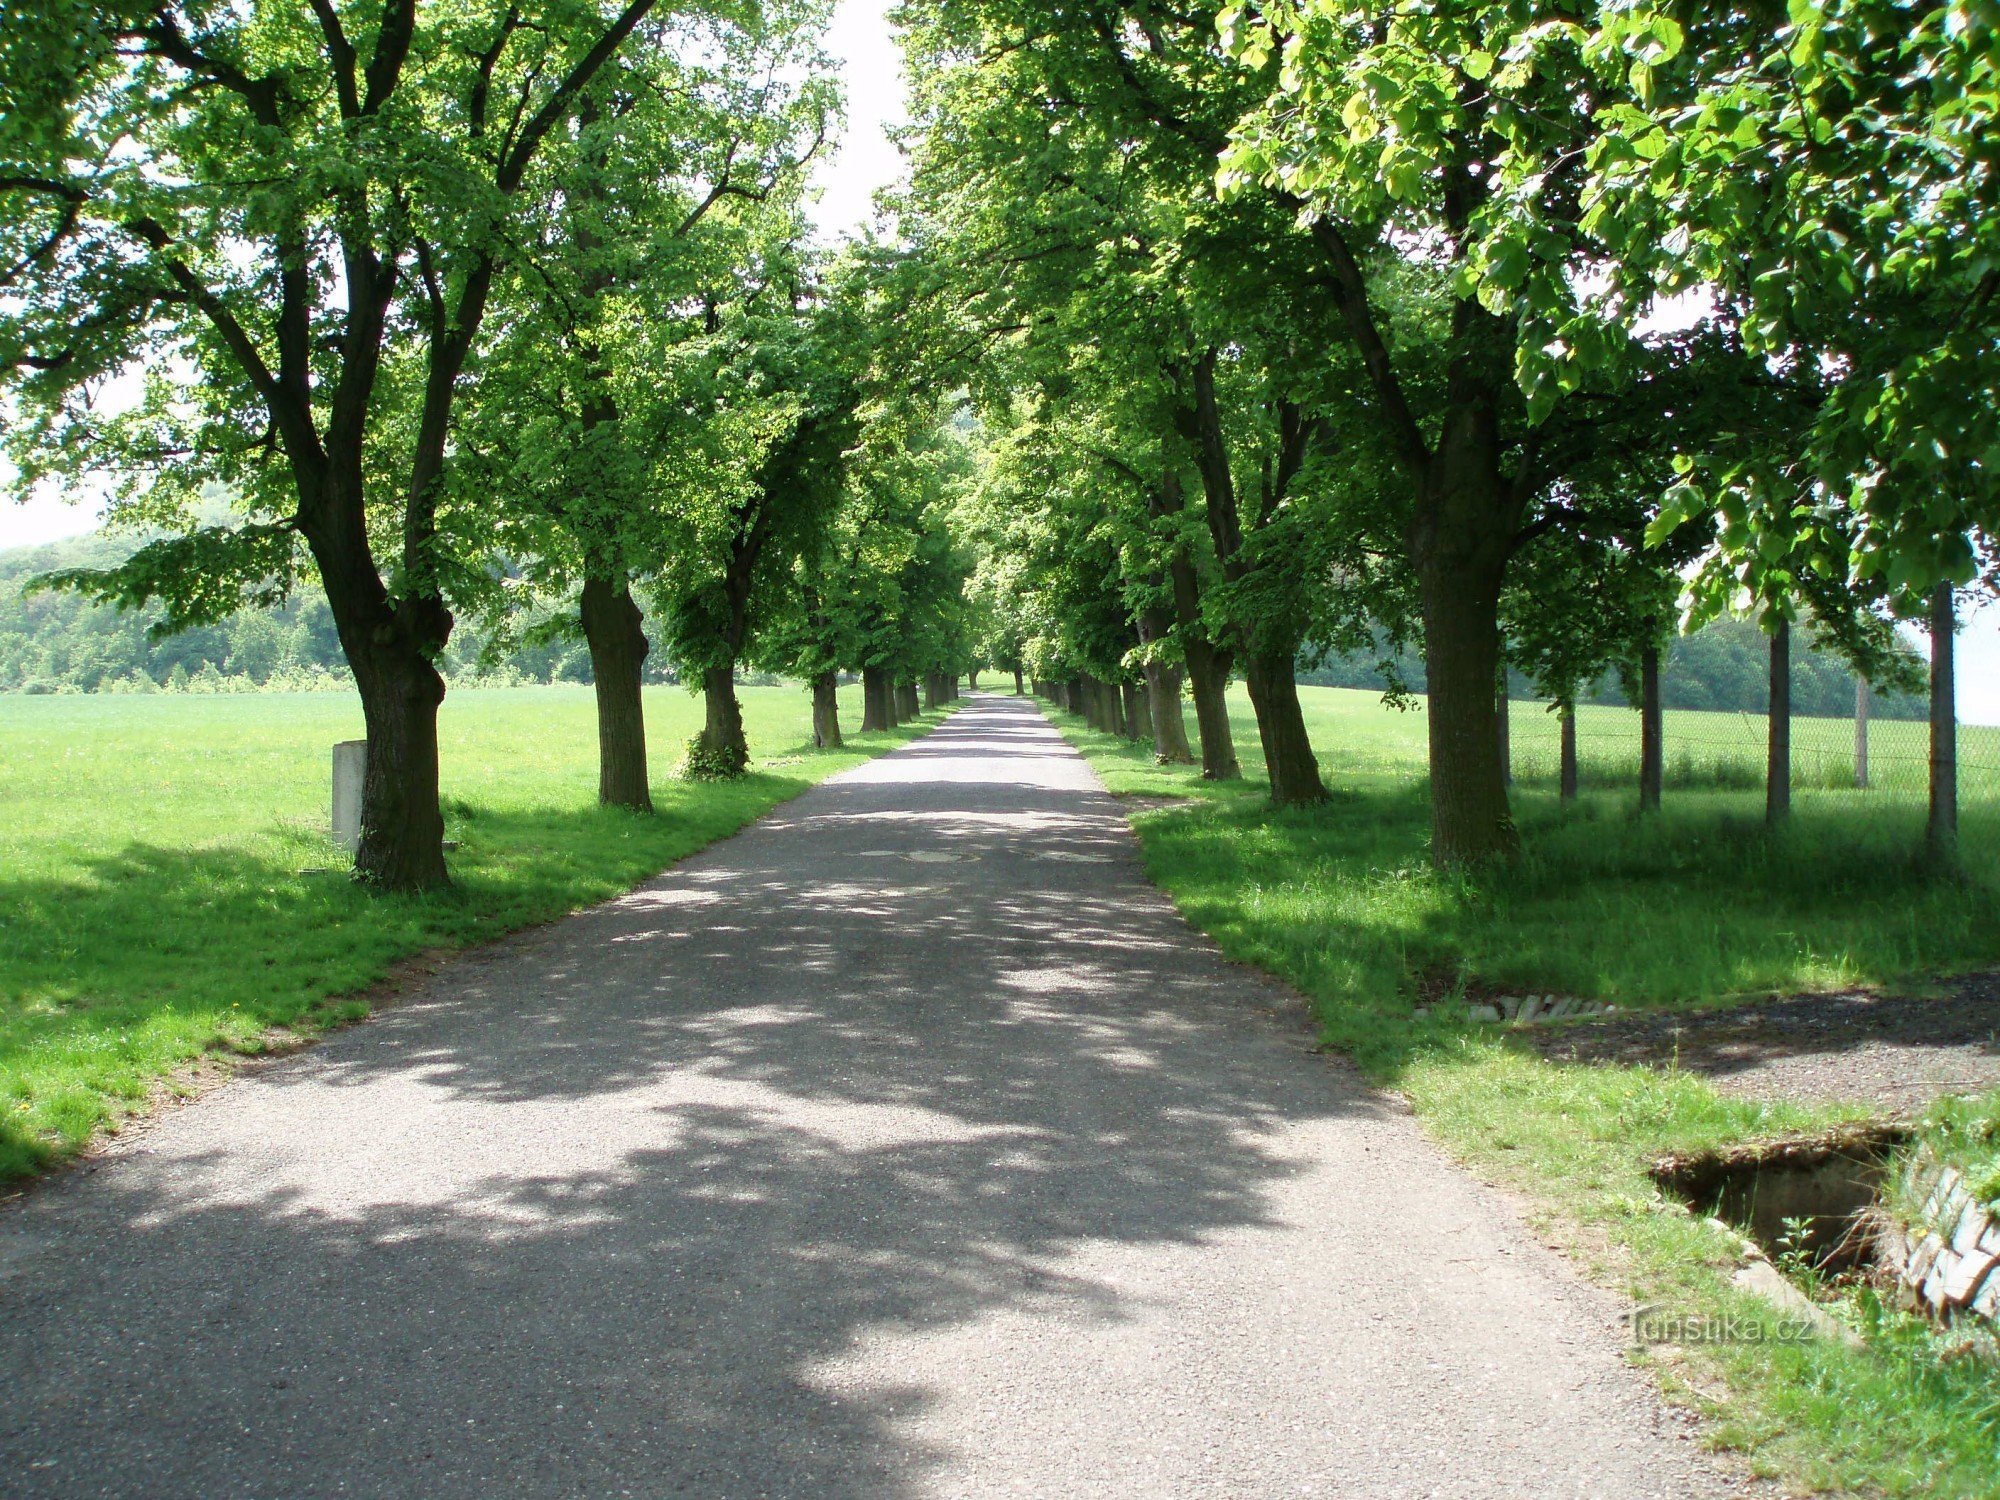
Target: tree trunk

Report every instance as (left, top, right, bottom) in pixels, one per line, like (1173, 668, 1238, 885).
(1066, 677, 1086, 719)
(862, 666, 892, 731)
(1138, 604, 1195, 765)
(812, 669, 843, 750)
(1123, 680, 1150, 744)
(1559, 701, 1578, 802)
(923, 672, 941, 711)
(1495, 666, 1512, 787)
(1640, 643, 1663, 813)
(1766, 616, 1791, 825)
(1144, 661, 1193, 765)
(1014, 667, 1025, 695)
(1185, 643, 1238, 780)
(1100, 677, 1127, 736)
(899, 681, 921, 720)
(1153, 472, 1238, 779)
(696, 664, 748, 775)
(1243, 650, 1328, 807)
(1417, 552, 1515, 865)
(1929, 581, 1957, 865)
(349, 643, 451, 889)
(579, 574, 652, 812)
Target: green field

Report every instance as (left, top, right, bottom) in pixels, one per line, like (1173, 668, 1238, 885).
(1054, 684, 2000, 1497)
(0, 683, 933, 1182)
(1502, 694, 2000, 800)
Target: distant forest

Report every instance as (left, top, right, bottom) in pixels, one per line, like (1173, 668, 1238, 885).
(2, 526, 1927, 717)
(0, 528, 652, 694)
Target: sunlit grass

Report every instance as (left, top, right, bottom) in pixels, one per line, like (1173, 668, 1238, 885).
(0, 683, 938, 1181)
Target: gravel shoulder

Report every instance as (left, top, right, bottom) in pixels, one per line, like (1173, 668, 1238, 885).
(2, 696, 1734, 1498)
(1534, 975, 2000, 1114)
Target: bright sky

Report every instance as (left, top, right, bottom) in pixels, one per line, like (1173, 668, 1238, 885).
(4, 1, 1996, 723)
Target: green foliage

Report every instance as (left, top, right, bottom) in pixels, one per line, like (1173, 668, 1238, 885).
(676, 729, 749, 781)
(1578, 0, 2000, 616)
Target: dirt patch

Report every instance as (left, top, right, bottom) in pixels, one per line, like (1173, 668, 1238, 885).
(1534, 973, 2000, 1114)
(1114, 793, 1195, 814)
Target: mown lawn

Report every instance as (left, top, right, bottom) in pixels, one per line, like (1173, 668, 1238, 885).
(0, 683, 936, 1182)
(1053, 684, 2000, 1498)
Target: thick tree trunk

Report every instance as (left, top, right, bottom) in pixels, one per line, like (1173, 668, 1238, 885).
(812, 669, 843, 749)
(1928, 581, 1957, 865)
(923, 672, 941, 711)
(1144, 661, 1193, 764)
(1766, 616, 1791, 825)
(1185, 643, 1238, 780)
(579, 574, 652, 812)
(1014, 667, 1025, 695)
(1153, 473, 1238, 780)
(862, 666, 892, 730)
(1123, 680, 1150, 744)
(1640, 643, 1663, 812)
(1559, 701, 1578, 802)
(1138, 605, 1194, 765)
(310, 499, 453, 890)
(1417, 552, 1515, 864)
(349, 643, 451, 889)
(697, 664, 748, 775)
(1243, 650, 1327, 807)
(1100, 677, 1127, 736)
(899, 681, 921, 720)
(1066, 677, 1086, 719)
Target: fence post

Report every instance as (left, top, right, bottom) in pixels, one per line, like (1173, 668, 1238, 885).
(1767, 615, 1791, 825)
(1639, 643, 1663, 813)
(1854, 677, 1871, 790)
(1559, 701, 1578, 802)
(1929, 582, 1957, 865)
(1496, 667, 1512, 786)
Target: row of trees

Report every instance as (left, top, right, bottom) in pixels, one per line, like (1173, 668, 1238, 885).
(890, 0, 1993, 866)
(2, 0, 982, 888)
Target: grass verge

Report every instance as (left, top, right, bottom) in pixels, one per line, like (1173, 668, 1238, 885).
(1049, 685, 2000, 1497)
(1, 683, 943, 1183)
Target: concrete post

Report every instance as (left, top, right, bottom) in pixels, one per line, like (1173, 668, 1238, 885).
(1854, 677, 1870, 790)
(332, 740, 366, 853)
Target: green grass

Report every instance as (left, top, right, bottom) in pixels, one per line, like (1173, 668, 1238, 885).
(1055, 683, 2000, 1497)
(0, 683, 938, 1183)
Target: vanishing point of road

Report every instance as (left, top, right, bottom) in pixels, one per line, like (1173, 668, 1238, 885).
(1, 695, 1733, 1498)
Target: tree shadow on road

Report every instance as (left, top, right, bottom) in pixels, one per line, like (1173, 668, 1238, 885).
(0, 701, 1369, 1498)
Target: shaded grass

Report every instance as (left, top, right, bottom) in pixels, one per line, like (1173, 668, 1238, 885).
(0, 684, 939, 1182)
(1059, 684, 2000, 1497)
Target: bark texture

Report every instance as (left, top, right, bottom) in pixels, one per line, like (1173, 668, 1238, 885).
(698, 665, 748, 775)
(812, 670, 843, 750)
(579, 573, 652, 812)
(1243, 652, 1327, 807)
(1766, 617, 1791, 825)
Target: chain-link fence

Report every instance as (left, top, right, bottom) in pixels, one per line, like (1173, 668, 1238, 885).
(1504, 698, 2000, 803)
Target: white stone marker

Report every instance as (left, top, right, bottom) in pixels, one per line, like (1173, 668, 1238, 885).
(331, 740, 366, 853)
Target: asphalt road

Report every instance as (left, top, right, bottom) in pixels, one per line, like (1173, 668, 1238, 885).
(1, 695, 1732, 1498)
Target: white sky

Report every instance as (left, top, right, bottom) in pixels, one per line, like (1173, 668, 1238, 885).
(3, 3, 1996, 724)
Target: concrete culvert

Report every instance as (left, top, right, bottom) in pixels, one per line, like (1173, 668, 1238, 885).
(1652, 1124, 1914, 1272)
